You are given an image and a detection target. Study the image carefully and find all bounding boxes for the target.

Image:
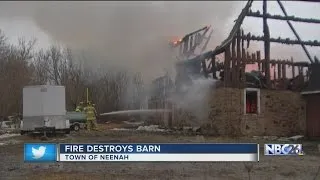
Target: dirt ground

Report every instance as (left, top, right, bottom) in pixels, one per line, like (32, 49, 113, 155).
(0, 124, 319, 180)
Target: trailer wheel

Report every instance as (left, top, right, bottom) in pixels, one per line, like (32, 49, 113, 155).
(20, 130, 25, 135)
(73, 124, 80, 132)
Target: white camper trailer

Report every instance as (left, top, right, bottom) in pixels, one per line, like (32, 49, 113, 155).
(21, 85, 70, 135)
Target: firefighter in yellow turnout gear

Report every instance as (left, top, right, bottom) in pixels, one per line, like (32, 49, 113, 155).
(84, 101, 98, 131)
(75, 102, 84, 112)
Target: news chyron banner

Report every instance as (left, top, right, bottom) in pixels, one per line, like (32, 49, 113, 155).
(24, 143, 259, 162)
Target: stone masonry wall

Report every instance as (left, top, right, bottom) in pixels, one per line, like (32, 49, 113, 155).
(172, 87, 306, 136)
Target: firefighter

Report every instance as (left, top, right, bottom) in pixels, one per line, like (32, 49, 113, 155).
(84, 101, 98, 131)
(75, 102, 84, 112)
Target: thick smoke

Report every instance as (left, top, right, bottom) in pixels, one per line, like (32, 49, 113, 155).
(0, 1, 319, 80)
(172, 78, 217, 126)
(0, 1, 243, 81)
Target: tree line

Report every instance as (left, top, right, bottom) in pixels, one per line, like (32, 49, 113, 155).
(0, 30, 145, 117)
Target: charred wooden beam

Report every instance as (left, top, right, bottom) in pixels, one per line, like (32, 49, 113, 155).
(201, 30, 213, 52)
(202, 59, 208, 78)
(211, 55, 217, 79)
(277, 61, 282, 79)
(241, 43, 246, 88)
(257, 51, 261, 71)
(247, 11, 320, 24)
(231, 37, 237, 87)
(189, 35, 194, 51)
(244, 59, 310, 67)
(236, 30, 241, 88)
(298, 66, 303, 76)
(224, 45, 231, 87)
(252, 53, 256, 64)
(277, 0, 314, 63)
(293, 61, 310, 66)
(282, 60, 287, 79)
(263, 0, 271, 88)
(182, 25, 210, 40)
(183, 36, 189, 54)
(235, 35, 320, 46)
(291, 57, 295, 78)
(273, 64, 276, 80)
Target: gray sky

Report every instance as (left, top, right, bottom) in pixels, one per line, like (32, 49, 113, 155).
(0, 1, 319, 80)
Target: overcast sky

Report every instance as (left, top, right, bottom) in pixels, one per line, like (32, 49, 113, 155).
(0, 1, 318, 80)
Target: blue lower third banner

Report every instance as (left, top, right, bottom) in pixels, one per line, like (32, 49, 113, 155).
(23, 143, 259, 162)
(58, 143, 259, 162)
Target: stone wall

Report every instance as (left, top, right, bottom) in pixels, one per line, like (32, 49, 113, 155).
(172, 87, 306, 136)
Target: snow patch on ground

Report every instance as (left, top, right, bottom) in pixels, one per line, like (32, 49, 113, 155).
(123, 121, 144, 125)
(111, 125, 167, 132)
(0, 133, 21, 146)
(111, 128, 131, 131)
(136, 125, 166, 132)
(0, 139, 20, 146)
(0, 133, 20, 139)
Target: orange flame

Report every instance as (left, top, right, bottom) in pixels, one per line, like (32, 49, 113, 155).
(170, 37, 182, 45)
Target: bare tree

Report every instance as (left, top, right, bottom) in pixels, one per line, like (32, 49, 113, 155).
(0, 29, 147, 116)
(0, 33, 35, 116)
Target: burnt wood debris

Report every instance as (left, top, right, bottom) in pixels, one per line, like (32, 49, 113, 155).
(172, 0, 320, 91)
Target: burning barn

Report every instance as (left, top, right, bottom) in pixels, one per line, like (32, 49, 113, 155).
(149, 0, 320, 138)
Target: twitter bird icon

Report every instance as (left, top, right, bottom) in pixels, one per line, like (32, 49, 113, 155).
(24, 144, 56, 162)
(32, 146, 46, 159)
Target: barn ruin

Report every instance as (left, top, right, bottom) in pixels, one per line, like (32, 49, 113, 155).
(148, 0, 320, 138)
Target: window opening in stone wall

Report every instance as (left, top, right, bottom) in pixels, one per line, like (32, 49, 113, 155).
(245, 90, 258, 114)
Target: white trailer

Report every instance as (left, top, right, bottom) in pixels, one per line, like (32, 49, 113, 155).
(21, 85, 70, 135)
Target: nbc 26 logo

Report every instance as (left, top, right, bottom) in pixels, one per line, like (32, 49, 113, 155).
(24, 144, 57, 162)
(264, 144, 304, 156)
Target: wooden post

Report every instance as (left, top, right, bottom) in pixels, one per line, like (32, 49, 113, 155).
(86, 88, 89, 104)
(247, 52, 250, 62)
(224, 45, 231, 87)
(263, 0, 271, 88)
(252, 53, 256, 65)
(257, 51, 261, 71)
(241, 46, 247, 88)
(300, 67, 304, 84)
(291, 57, 295, 78)
(183, 36, 189, 54)
(236, 30, 241, 88)
(211, 55, 217, 79)
(241, 29, 246, 88)
(202, 59, 208, 78)
(282, 60, 287, 79)
(231, 37, 236, 87)
(190, 35, 194, 51)
(273, 63, 276, 81)
(277, 61, 282, 80)
(299, 66, 303, 76)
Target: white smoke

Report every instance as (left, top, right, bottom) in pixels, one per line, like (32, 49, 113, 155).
(0, 1, 243, 82)
(172, 77, 217, 126)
